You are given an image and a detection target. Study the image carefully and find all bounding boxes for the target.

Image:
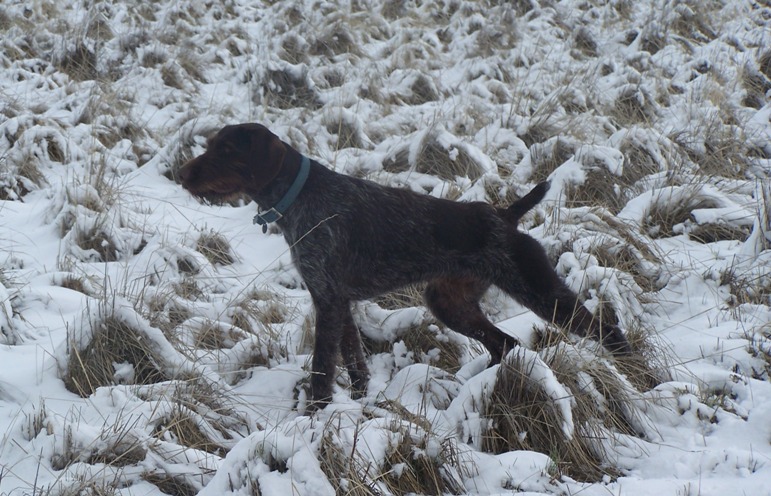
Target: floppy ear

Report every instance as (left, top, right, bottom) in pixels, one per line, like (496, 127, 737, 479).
(248, 127, 287, 193)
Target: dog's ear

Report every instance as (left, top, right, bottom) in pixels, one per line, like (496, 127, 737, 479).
(247, 125, 287, 193)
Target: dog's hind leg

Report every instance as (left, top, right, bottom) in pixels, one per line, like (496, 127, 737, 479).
(424, 277, 519, 364)
(497, 231, 632, 356)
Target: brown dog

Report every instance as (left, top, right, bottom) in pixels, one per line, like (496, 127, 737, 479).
(178, 123, 631, 409)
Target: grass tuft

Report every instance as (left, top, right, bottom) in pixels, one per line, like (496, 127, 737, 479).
(611, 85, 656, 127)
(196, 231, 235, 266)
(617, 324, 671, 392)
(142, 471, 200, 496)
(318, 429, 379, 496)
(400, 323, 465, 373)
(325, 114, 365, 151)
(642, 187, 720, 238)
(527, 137, 577, 182)
(573, 27, 598, 57)
(74, 224, 118, 262)
(63, 315, 169, 397)
(380, 430, 466, 496)
(483, 347, 632, 482)
(150, 404, 227, 455)
(257, 66, 322, 110)
(58, 42, 99, 82)
(311, 22, 359, 57)
(383, 129, 484, 180)
(373, 284, 425, 310)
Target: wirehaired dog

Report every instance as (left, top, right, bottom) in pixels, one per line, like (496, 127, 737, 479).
(178, 123, 631, 409)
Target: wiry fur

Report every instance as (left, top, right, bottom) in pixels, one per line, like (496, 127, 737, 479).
(179, 123, 632, 409)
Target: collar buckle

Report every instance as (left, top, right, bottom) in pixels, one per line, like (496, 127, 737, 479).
(253, 207, 283, 225)
(253, 155, 310, 232)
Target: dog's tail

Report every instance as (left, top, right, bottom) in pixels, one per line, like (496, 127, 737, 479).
(502, 181, 550, 225)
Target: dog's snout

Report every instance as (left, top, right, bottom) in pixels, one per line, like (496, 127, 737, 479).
(177, 162, 192, 183)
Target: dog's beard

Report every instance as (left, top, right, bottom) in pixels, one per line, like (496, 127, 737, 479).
(190, 190, 248, 206)
(182, 176, 245, 205)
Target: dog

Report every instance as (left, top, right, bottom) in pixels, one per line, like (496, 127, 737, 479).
(178, 123, 632, 409)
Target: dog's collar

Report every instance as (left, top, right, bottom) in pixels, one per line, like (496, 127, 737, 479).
(253, 155, 311, 232)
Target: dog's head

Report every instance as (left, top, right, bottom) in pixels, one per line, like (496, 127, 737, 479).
(178, 123, 287, 202)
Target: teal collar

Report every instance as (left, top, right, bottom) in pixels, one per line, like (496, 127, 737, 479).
(253, 155, 310, 232)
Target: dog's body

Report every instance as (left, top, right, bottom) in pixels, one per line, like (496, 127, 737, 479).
(179, 123, 631, 407)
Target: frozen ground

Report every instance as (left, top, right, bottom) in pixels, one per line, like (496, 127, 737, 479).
(0, 0, 770, 494)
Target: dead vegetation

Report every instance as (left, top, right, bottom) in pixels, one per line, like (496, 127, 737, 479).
(383, 128, 485, 180)
(483, 346, 647, 481)
(319, 419, 466, 496)
(62, 314, 170, 397)
(2, 0, 768, 494)
(255, 65, 322, 110)
(197, 231, 235, 266)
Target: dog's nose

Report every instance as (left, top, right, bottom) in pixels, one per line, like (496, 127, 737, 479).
(177, 164, 190, 183)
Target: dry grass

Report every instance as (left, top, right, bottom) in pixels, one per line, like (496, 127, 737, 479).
(548, 208, 663, 291)
(280, 33, 309, 64)
(372, 284, 425, 310)
(320, 418, 466, 496)
(587, 237, 661, 291)
(642, 187, 721, 238)
(573, 27, 598, 57)
(190, 319, 247, 350)
(310, 22, 360, 58)
(383, 129, 484, 180)
(0, 153, 46, 200)
(380, 431, 465, 495)
(230, 290, 289, 330)
(22, 399, 48, 441)
(360, 310, 465, 374)
(483, 347, 641, 481)
(671, 117, 754, 179)
(400, 323, 465, 373)
(139, 379, 251, 455)
(196, 231, 235, 266)
(325, 116, 365, 151)
(58, 275, 89, 294)
(57, 42, 99, 82)
(721, 266, 771, 308)
(174, 278, 204, 300)
(256, 66, 322, 110)
(151, 404, 227, 455)
(611, 85, 656, 127)
(52, 479, 120, 496)
(617, 323, 672, 392)
(62, 315, 169, 397)
(142, 471, 199, 496)
(747, 325, 771, 380)
(401, 73, 440, 106)
(564, 136, 668, 214)
(527, 137, 577, 183)
(145, 296, 191, 334)
(74, 224, 118, 262)
(688, 221, 751, 244)
(318, 429, 379, 496)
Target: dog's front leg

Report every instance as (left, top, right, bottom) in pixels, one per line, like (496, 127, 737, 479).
(341, 308, 369, 399)
(308, 298, 345, 411)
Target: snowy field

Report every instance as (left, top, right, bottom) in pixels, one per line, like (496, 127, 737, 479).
(1, 0, 770, 494)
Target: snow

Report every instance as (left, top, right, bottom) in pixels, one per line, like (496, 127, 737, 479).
(1, 0, 770, 494)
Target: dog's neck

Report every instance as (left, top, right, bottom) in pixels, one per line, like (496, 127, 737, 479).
(250, 147, 310, 228)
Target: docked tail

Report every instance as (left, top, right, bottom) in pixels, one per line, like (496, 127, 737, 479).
(502, 181, 550, 225)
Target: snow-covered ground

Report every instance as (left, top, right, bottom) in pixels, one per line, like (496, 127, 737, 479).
(1, 0, 770, 494)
